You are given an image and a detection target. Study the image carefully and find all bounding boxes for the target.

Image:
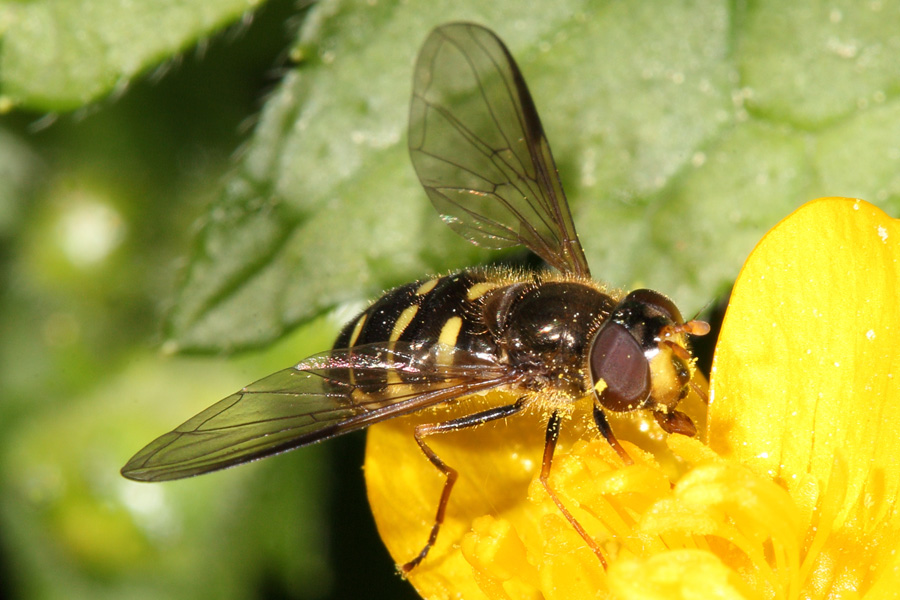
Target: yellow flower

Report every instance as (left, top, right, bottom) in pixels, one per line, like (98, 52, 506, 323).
(364, 197, 900, 599)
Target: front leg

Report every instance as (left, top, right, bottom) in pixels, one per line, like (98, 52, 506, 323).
(592, 403, 634, 465)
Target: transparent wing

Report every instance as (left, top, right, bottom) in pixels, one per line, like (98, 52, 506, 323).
(409, 22, 590, 277)
(121, 342, 514, 482)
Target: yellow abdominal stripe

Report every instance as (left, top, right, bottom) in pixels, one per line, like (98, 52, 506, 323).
(385, 305, 421, 385)
(386, 308, 463, 384)
(416, 278, 439, 295)
(347, 314, 366, 347)
(435, 316, 463, 364)
(390, 305, 420, 342)
(466, 281, 502, 301)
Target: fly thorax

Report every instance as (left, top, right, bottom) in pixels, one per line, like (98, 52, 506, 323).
(499, 282, 615, 395)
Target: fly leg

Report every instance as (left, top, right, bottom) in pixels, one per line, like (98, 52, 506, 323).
(401, 396, 530, 574)
(539, 410, 611, 568)
(592, 403, 633, 465)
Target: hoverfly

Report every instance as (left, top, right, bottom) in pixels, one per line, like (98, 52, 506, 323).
(122, 22, 709, 573)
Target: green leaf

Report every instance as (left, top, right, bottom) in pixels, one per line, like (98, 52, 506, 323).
(737, 0, 900, 127)
(0, 0, 263, 111)
(168, 0, 900, 351)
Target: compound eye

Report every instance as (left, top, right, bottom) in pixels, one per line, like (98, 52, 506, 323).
(624, 289, 684, 324)
(590, 322, 651, 412)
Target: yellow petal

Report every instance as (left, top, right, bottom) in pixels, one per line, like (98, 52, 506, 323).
(709, 197, 900, 588)
(364, 390, 708, 599)
(362, 197, 900, 598)
(364, 392, 556, 600)
(608, 550, 753, 600)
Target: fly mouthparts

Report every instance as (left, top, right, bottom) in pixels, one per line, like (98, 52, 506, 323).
(661, 319, 711, 339)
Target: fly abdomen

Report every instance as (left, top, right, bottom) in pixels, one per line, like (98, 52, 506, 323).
(334, 271, 504, 388)
(334, 280, 422, 349)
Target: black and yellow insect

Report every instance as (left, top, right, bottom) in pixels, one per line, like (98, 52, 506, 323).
(122, 22, 709, 573)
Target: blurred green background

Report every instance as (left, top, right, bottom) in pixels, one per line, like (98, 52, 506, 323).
(0, 1, 416, 598)
(2, 0, 900, 598)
